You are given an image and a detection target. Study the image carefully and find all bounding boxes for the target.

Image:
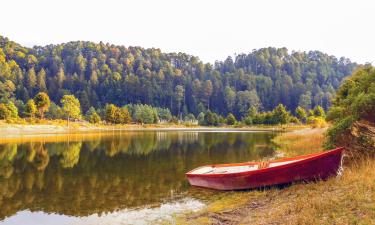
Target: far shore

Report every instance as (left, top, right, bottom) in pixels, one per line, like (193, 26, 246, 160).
(0, 120, 308, 138)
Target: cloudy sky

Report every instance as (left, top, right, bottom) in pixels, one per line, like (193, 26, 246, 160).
(1, 0, 374, 64)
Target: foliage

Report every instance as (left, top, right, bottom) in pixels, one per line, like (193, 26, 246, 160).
(272, 104, 290, 124)
(243, 116, 253, 125)
(313, 105, 325, 117)
(104, 104, 126, 124)
(295, 106, 307, 123)
(197, 112, 205, 125)
(33, 92, 50, 119)
(0, 36, 356, 121)
(46, 102, 63, 119)
(156, 107, 172, 122)
(326, 66, 375, 148)
(24, 99, 37, 118)
(0, 102, 18, 120)
(61, 95, 81, 120)
(246, 106, 258, 118)
(134, 104, 158, 124)
(252, 103, 292, 125)
(289, 116, 300, 124)
(306, 116, 327, 128)
(0, 103, 11, 119)
(104, 104, 117, 123)
(85, 107, 101, 124)
(204, 110, 220, 126)
(6, 102, 18, 118)
(115, 107, 131, 124)
(184, 113, 196, 121)
(226, 113, 236, 125)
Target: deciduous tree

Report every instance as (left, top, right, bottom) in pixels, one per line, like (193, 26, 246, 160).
(34, 92, 50, 119)
(24, 99, 37, 118)
(61, 95, 81, 121)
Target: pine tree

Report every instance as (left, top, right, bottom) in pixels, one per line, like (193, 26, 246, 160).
(295, 106, 307, 123)
(57, 66, 66, 88)
(26, 67, 37, 93)
(36, 68, 47, 92)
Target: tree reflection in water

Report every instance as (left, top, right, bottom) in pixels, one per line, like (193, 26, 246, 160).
(0, 131, 277, 220)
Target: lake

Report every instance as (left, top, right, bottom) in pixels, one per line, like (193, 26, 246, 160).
(0, 130, 278, 225)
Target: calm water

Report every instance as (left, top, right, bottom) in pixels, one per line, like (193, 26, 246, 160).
(0, 130, 278, 225)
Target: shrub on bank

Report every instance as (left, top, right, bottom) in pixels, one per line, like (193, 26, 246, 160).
(326, 65, 375, 155)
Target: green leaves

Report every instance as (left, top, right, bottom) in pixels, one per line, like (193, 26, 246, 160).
(326, 66, 375, 148)
(86, 107, 101, 124)
(0, 101, 18, 120)
(134, 104, 158, 124)
(0, 36, 358, 121)
(295, 106, 307, 122)
(105, 104, 131, 124)
(24, 99, 37, 118)
(61, 95, 81, 120)
(0, 103, 11, 119)
(226, 113, 236, 125)
(34, 92, 50, 119)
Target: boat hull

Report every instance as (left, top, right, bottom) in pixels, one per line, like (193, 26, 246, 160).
(186, 148, 344, 190)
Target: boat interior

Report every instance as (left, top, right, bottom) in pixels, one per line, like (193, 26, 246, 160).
(189, 159, 304, 175)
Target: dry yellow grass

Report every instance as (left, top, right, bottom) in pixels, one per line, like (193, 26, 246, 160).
(178, 129, 375, 225)
(236, 158, 375, 225)
(273, 128, 326, 156)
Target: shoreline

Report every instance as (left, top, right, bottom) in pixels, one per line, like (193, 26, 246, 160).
(0, 122, 307, 138)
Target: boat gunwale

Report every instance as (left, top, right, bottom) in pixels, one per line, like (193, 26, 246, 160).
(185, 147, 344, 178)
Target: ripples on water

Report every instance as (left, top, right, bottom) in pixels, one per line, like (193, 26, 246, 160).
(0, 131, 277, 224)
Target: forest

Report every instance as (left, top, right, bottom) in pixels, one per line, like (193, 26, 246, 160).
(0, 35, 357, 123)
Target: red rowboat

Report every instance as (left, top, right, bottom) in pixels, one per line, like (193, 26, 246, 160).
(186, 147, 344, 190)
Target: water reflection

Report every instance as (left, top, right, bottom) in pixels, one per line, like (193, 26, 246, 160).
(0, 131, 277, 222)
(1, 198, 205, 225)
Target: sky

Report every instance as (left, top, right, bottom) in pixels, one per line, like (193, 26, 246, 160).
(1, 0, 374, 64)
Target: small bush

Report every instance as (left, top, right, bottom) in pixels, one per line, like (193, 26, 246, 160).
(307, 116, 327, 128)
(226, 113, 236, 125)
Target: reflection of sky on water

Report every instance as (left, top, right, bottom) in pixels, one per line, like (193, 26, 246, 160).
(0, 198, 204, 225)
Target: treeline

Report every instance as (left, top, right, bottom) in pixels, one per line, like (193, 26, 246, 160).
(0, 35, 357, 120)
(0, 89, 327, 127)
(198, 104, 326, 127)
(0, 91, 175, 125)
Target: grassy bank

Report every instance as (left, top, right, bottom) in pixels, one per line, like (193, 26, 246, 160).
(272, 128, 326, 156)
(177, 129, 375, 225)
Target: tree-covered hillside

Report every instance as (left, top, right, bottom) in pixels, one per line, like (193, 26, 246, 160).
(0, 36, 357, 119)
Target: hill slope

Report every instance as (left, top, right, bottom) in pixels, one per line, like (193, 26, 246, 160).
(0, 36, 357, 117)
